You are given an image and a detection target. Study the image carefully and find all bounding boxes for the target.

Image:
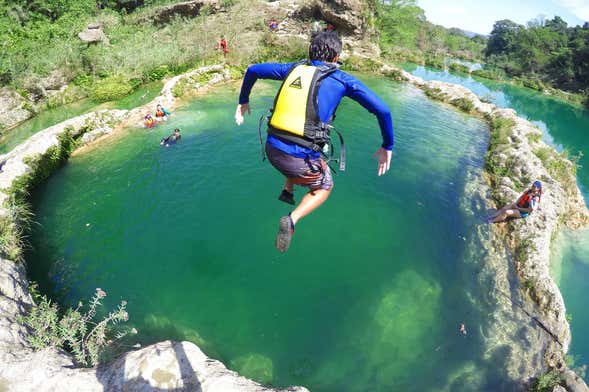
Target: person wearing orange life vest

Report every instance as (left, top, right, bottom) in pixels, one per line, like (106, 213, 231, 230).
(488, 181, 542, 223)
(144, 114, 155, 128)
(155, 104, 171, 122)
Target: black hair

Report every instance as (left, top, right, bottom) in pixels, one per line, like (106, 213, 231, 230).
(174, 128, 180, 132)
(309, 31, 341, 62)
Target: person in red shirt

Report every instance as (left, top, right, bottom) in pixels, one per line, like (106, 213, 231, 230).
(218, 36, 229, 57)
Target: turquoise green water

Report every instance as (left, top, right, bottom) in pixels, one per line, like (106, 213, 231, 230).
(0, 99, 98, 154)
(406, 64, 589, 381)
(26, 76, 520, 390)
(0, 82, 162, 154)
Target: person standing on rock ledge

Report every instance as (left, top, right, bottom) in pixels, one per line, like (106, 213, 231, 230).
(487, 181, 542, 223)
(234, 31, 394, 253)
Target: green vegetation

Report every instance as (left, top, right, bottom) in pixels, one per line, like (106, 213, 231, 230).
(91, 76, 134, 102)
(472, 67, 507, 81)
(171, 70, 219, 98)
(485, 18, 589, 107)
(0, 0, 247, 104)
(526, 132, 542, 144)
(0, 199, 32, 262)
(534, 146, 581, 195)
(529, 369, 562, 392)
(451, 97, 474, 113)
(19, 285, 132, 367)
(372, 0, 486, 64)
(514, 236, 536, 267)
(254, 32, 308, 64)
(448, 63, 470, 74)
(1, 128, 80, 262)
(340, 55, 382, 73)
(484, 117, 526, 204)
(422, 87, 447, 101)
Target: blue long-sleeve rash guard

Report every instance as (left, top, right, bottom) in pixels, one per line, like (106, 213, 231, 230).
(238, 60, 394, 157)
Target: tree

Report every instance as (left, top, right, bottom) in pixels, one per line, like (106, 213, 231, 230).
(486, 19, 524, 56)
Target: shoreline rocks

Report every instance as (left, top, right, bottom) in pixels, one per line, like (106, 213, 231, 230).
(382, 63, 589, 391)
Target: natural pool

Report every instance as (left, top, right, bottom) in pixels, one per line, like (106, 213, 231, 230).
(405, 64, 589, 382)
(26, 75, 532, 391)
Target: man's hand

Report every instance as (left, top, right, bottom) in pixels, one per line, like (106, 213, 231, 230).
(235, 103, 251, 125)
(373, 147, 392, 176)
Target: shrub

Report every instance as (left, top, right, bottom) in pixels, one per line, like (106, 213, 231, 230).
(451, 97, 474, 113)
(383, 67, 406, 81)
(255, 33, 308, 63)
(0, 201, 32, 261)
(172, 78, 188, 98)
(91, 76, 134, 102)
(145, 65, 170, 82)
(529, 370, 562, 392)
(19, 287, 133, 367)
(424, 56, 444, 69)
(448, 63, 470, 74)
(472, 68, 506, 81)
(488, 117, 515, 150)
(534, 147, 552, 165)
(527, 133, 542, 144)
(423, 87, 447, 101)
(340, 56, 381, 72)
(227, 64, 245, 80)
(522, 78, 545, 92)
(72, 74, 93, 88)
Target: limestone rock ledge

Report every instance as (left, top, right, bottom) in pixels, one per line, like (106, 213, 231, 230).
(0, 339, 307, 392)
(382, 64, 589, 391)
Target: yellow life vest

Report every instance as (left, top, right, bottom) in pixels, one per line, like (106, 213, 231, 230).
(268, 62, 337, 151)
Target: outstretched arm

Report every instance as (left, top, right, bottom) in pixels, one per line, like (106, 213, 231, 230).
(235, 62, 296, 125)
(345, 78, 394, 175)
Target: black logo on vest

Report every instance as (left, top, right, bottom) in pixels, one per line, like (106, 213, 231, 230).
(289, 76, 302, 89)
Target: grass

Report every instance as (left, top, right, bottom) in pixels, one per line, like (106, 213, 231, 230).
(534, 147, 581, 196)
(529, 370, 562, 392)
(448, 63, 470, 74)
(340, 56, 382, 73)
(451, 97, 475, 113)
(472, 68, 506, 81)
(2, 0, 264, 117)
(1, 127, 83, 262)
(0, 200, 33, 262)
(527, 132, 542, 144)
(423, 87, 447, 101)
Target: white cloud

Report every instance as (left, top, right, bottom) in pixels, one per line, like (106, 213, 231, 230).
(555, 0, 589, 21)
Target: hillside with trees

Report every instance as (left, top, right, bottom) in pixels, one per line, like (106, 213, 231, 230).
(485, 17, 589, 103)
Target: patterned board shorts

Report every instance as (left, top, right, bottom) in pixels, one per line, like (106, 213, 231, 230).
(266, 143, 333, 191)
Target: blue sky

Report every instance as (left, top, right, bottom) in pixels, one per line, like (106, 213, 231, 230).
(416, 0, 588, 35)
